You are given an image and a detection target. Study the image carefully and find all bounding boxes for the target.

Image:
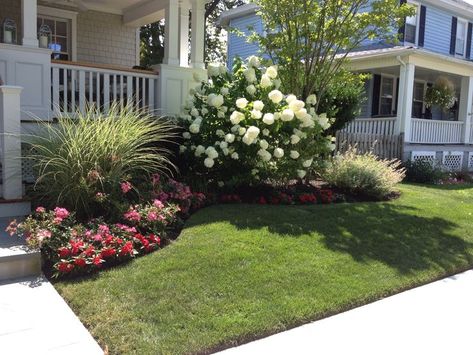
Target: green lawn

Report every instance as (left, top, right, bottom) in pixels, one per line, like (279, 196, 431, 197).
(56, 184, 473, 355)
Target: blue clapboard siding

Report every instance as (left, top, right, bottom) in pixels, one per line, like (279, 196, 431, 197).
(228, 13, 264, 69)
(422, 5, 453, 56)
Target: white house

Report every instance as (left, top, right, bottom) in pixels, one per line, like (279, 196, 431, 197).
(0, 0, 209, 204)
(221, 1, 473, 172)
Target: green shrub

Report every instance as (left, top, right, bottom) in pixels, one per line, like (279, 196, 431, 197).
(26, 104, 176, 219)
(323, 148, 405, 199)
(404, 159, 446, 184)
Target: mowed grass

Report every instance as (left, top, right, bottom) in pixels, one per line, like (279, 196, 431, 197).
(55, 184, 473, 354)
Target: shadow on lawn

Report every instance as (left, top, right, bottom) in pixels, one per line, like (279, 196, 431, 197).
(195, 200, 473, 275)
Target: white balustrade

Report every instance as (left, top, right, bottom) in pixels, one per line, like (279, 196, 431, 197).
(410, 118, 464, 144)
(51, 61, 159, 115)
(343, 118, 396, 135)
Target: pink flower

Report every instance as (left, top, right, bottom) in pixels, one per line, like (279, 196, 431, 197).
(98, 224, 110, 235)
(153, 199, 164, 209)
(53, 217, 63, 225)
(124, 210, 141, 222)
(93, 234, 103, 242)
(147, 211, 158, 221)
(54, 207, 69, 220)
(121, 181, 132, 193)
(37, 229, 52, 241)
(35, 206, 46, 213)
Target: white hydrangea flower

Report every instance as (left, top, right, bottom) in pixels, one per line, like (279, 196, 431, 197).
(189, 124, 200, 134)
(238, 127, 246, 136)
(262, 113, 275, 125)
(306, 94, 317, 105)
(316, 114, 331, 129)
(248, 55, 261, 68)
(258, 149, 272, 162)
(206, 147, 219, 159)
(204, 158, 215, 168)
(220, 141, 228, 149)
(286, 94, 297, 104)
(274, 78, 282, 89)
(190, 108, 199, 117)
(222, 147, 230, 156)
(179, 145, 187, 153)
(182, 132, 191, 139)
(273, 148, 284, 158)
(230, 111, 245, 125)
(259, 139, 269, 150)
(218, 181, 225, 187)
(300, 115, 315, 128)
(195, 145, 206, 157)
(251, 168, 259, 176)
(295, 108, 307, 119)
(221, 87, 229, 95)
(251, 109, 263, 119)
(302, 159, 313, 168)
(193, 117, 203, 125)
(208, 94, 224, 108)
(260, 74, 272, 88)
(236, 98, 249, 109)
(207, 64, 220, 77)
(281, 109, 295, 121)
(221, 106, 228, 113)
(253, 100, 265, 111)
(289, 99, 305, 112)
(201, 107, 209, 115)
(193, 71, 206, 82)
(268, 90, 283, 104)
(231, 152, 239, 160)
(291, 134, 301, 145)
(266, 65, 278, 79)
(242, 126, 260, 145)
(190, 145, 196, 151)
(290, 150, 300, 159)
(262, 128, 270, 136)
(243, 67, 257, 83)
(216, 129, 225, 137)
(297, 170, 307, 178)
(246, 85, 257, 95)
(217, 111, 225, 118)
(327, 142, 336, 151)
(231, 125, 240, 133)
(225, 133, 235, 143)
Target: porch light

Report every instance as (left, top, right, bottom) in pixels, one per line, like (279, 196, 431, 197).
(38, 25, 52, 49)
(2, 18, 17, 44)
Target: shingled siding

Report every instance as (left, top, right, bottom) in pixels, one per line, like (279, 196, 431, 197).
(228, 13, 264, 69)
(77, 11, 138, 68)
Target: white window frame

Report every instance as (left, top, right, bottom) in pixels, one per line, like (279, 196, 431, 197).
(379, 74, 397, 117)
(37, 6, 77, 61)
(456, 18, 468, 58)
(412, 79, 427, 118)
(404, 1, 420, 46)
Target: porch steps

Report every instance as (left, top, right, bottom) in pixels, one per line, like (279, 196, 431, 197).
(0, 201, 41, 283)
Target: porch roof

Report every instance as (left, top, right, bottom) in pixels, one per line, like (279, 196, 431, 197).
(347, 46, 473, 77)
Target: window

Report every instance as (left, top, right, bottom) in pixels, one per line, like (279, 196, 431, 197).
(379, 76, 396, 116)
(404, 2, 419, 44)
(456, 19, 467, 57)
(412, 81, 425, 118)
(37, 16, 70, 60)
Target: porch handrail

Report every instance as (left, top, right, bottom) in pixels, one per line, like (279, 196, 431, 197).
(51, 60, 158, 76)
(51, 61, 159, 116)
(410, 118, 464, 144)
(343, 117, 396, 135)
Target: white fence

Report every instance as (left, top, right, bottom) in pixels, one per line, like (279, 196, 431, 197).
(343, 118, 396, 135)
(51, 61, 159, 115)
(410, 118, 464, 144)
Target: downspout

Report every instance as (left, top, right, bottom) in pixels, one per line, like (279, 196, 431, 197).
(395, 56, 406, 139)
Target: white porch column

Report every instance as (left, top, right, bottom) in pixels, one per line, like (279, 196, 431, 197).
(458, 76, 473, 144)
(21, 0, 39, 47)
(179, 1, 191, 67)
(191, 0, 206, 69)
(397, 63, 415, 142)
(164, 0, 180, 66)
(0, 86, 23, 200)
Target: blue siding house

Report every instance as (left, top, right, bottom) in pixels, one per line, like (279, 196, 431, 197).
(220, 1, 473, 171)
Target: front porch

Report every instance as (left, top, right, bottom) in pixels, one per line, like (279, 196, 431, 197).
(345, 47, 473, 170)
(0, 0, 209, 201)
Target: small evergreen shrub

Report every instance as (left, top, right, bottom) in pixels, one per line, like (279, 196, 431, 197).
(323, 148, 405, 199)
(404, 159, 446, 184)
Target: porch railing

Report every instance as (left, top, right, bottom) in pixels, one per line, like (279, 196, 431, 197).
(51, 60, 159, 115)
(343, 117, 396, 135)
(410, 118, 464, 144)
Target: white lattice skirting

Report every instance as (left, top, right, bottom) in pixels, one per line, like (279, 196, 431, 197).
(468, 152, 473, 172)
(442, 151, 464, 172)
(411, 151, 437, 166)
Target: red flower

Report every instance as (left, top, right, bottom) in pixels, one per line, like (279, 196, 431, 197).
(69, 240, 84, 255)
(58, 262, 74, 273)
(74, 258, 86, 267)
(101, 248, 116, 259)
(258, 197, 267, 205)
(84, 245, 95, 257)
(104, 234, 114, 245)
(92, 255, 103, 267)
(58, 247, 71, 258)
(119, 241, 134, 256)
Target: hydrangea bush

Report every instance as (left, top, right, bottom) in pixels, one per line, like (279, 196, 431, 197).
(178, 56, 335, 186)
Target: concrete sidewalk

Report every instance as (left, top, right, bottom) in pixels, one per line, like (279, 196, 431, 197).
(0, 276, 103, 355)
(217, 269, 473, 355)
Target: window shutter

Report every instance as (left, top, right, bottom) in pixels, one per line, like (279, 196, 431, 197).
(450, 17, 458, 55)
(399, 0, 407, 42)
(467, 23, 472, 59)
(418, 6, 427, 47)
(371, 74, 381, 117)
